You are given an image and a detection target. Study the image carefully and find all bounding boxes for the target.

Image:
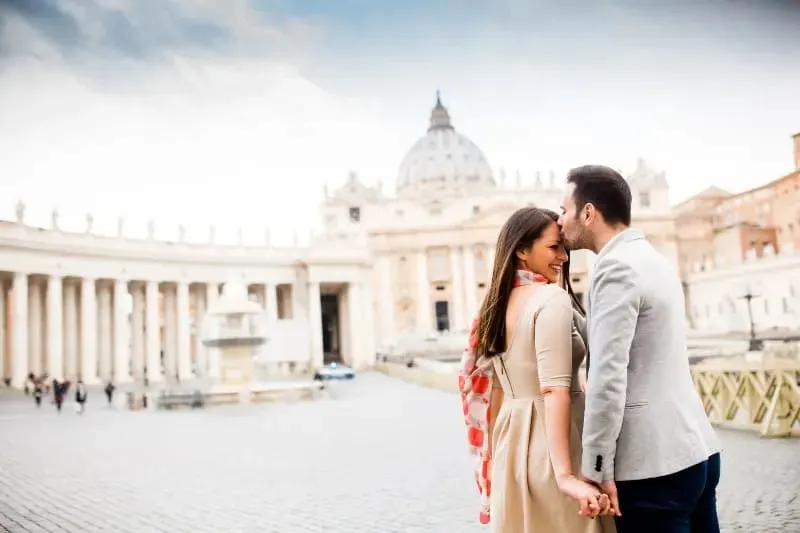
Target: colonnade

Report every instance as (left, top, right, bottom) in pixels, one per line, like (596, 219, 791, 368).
(0, 273, 290, 388)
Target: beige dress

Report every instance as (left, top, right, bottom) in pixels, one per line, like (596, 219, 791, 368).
(490, 285, 615, 533)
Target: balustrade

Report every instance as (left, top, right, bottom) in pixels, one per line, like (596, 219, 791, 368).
(692, 355, 800, 437)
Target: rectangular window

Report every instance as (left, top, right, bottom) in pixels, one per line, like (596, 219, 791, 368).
(640, 192, 651, 208)
(435, 300, 450, 332)
(349, 207, 361, 222)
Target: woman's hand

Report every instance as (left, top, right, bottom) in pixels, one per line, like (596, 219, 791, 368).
(556, 474, 612, 518)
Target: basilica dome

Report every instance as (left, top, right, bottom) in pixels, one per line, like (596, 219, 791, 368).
(396, 93, 495, 196)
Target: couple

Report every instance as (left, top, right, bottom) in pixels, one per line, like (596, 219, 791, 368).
(458, 165, 722, 533)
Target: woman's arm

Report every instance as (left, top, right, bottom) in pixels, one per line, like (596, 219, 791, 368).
(487, 375, 504, 456)
(534, 290, 576, 481)
(535, 290, 607, 516)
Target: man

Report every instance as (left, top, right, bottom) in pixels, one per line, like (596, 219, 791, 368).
(559, 165, 722, 532)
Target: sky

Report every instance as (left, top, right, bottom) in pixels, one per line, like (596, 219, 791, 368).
(0, 0, 798, 243)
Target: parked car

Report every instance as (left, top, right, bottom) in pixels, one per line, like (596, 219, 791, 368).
(313, 362, 355, 381)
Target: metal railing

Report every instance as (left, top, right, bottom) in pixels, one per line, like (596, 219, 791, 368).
(691, 354, 800, 437)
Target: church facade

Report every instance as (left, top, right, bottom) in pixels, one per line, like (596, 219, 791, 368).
(320, 93, 679, 351)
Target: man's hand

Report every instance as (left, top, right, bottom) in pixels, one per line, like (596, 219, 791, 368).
(581, 476, 622, 517)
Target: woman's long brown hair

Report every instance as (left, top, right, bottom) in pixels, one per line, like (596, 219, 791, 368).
(476, 208, 584, 358)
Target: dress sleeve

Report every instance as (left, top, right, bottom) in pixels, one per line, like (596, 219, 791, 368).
(534, 289, 574, 389)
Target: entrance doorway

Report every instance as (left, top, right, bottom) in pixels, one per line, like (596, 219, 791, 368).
(321, 294, 342, 364)
(435, 300, 450, 332)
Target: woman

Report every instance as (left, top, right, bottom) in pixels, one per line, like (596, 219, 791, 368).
(458, 207, 615, 532)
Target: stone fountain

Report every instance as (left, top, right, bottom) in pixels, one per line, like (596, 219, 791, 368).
(200, 279, 324, 405)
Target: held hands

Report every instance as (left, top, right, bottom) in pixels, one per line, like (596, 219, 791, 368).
(556, 474, 616, 518)
(580, 476, 622, 518)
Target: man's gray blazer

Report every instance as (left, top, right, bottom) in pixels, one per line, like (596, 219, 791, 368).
(581, 229, 721, 483)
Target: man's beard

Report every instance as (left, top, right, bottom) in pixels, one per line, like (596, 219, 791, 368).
(565, 224, 592, 251)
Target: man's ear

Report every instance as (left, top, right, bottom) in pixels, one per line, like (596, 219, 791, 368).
(583, 203, 596, 225)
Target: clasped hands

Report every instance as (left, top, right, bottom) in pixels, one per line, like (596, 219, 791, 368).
(556, 474, 622, 518)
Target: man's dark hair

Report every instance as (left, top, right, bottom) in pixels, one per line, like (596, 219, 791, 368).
(566, 165, 632, 226)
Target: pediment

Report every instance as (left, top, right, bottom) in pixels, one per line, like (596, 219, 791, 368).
(329, 173, 382, 203)
(463, 202, 530, 229)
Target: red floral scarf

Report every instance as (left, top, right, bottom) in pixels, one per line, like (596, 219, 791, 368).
(457, 269, 548, 524)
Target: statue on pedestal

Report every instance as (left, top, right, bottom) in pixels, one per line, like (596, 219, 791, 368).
(549, 170, 556, 188)
(147, 219, 155, 240)
(51, 209, 60, 231)
(85, 212, 94, 233)
(117, 216, 125, 237)
(515, 170, 522, 189)
(15, 200, 25, 224)
(178, 224, 186, 243)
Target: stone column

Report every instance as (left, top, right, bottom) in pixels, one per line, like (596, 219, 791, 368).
(205, 283, 220, 379)
(46, 275, 63, 379)
(0, 281, 5, 381)
(63, 282, 79, 380)
(265, 283, 278, 332)
(11, 273, 28, 388)
(130, 284, 145, 381)
(376, 256, 396, 345)
(192, 286, 206, 377)
(415, 248, 432, 335)
(346, 282, 362, 367)
(362, 276, 377, 367)
(97, 283, 112, 381)
(144, 280, 162, 384)
(176, 281, 192, 380)
(80, 278, 98, 384)
(308, 281, 324, 368)
(462, 246, 478, 321)
(113, 279, 131, 384)
(163, 286, 177, 380)
(449, 247, 466, 331)
(28, 282, 43, 376)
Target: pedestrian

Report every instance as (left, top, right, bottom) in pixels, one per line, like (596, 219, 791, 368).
(75, 380, 88, 415)
(33, 383, 43, 407)
(54, 381, 65, 413)
(104, 382, 115, 406)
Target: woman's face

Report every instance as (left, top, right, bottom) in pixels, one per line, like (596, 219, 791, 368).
(516, 222, 568, 283)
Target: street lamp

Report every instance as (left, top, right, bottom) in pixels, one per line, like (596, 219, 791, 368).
(737, 287, 763, 351)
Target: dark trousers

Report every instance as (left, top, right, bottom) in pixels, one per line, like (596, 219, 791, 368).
(615, 453, 721, 533)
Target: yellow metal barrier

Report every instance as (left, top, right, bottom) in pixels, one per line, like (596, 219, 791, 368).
(691, 356, 800, 438)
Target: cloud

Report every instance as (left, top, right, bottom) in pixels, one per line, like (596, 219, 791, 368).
(0, 0, 323, 64)
(0, 1, 383, 242)
(0, 0, 798, 240)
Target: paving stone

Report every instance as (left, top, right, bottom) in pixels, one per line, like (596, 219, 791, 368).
(0, 374, 796, 532)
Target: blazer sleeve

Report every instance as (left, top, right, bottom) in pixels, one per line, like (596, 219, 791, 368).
(572, 309, 587, 341)
(581, 258, 641, 483)
(534, 289, 574, 389)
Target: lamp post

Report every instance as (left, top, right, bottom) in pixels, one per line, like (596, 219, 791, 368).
(738, 287, 763, 351)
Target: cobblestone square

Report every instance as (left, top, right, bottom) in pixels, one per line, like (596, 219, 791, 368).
(0, 374, 797, 532)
